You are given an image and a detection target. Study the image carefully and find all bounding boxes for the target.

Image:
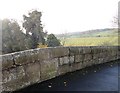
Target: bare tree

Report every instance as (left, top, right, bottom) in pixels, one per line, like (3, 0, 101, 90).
(61, 30, 68, 46)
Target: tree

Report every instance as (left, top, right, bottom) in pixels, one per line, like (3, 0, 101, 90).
(47, 34, 61, 47)
(60, 31, 68, 46)
(113, 16, 119, 26)
(23, 10, 46, 48)
(2, 19, 31, 54)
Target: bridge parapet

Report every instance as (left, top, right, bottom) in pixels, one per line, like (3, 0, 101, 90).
(1, 46, 120, 92)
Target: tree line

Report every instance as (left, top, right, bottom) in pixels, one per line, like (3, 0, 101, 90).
(2, 10, 61, 54)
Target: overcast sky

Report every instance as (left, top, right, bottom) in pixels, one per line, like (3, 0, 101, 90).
(0, 0, 119, 34)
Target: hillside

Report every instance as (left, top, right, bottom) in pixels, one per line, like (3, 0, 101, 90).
(56, 28, 118, 38)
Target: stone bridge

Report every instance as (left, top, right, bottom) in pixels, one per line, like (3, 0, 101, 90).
(1, 46, 120, 92)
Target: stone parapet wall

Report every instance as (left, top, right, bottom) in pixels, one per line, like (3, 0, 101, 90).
(1, 46, 120, 92)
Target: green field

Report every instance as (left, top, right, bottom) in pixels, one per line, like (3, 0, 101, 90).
(60, 36, 119, 46)
(57, 28, 119, 46)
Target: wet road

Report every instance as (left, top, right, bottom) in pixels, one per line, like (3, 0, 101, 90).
(17, 60, 119, 92)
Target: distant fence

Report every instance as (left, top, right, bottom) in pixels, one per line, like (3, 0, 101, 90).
(1, 46, 120, 92)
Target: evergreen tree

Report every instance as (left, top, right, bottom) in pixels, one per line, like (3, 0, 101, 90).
(47, 34, 61, 47)
(23, 10, 46, 48)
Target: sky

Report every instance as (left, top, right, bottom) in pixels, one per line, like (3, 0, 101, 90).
(0, 0, 119, 34)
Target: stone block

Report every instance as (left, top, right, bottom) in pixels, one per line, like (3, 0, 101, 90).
(88, 59, 94, 65)
(99, 53, 105, 59)
(82, 47, 92, 54)
(92, 47, 98, 54)
(111, 50, 117, 56)
(117, 51, 120, 59)
(98, 58, 104, 64)
(2, 66, 27, 91)
(40, 58, 58, 81)
(51, 47, 69, 58)
(116, 51, 120, 59)
(25, 48, 40, 63)
(57, 64, 70, 76)
(70, 63, 82, 72)
(25, 62, 41, 84)
(2, 68, 17, 84)
(13, 49, 38, 65)
(2, 54, 14, 70)
(59, 56, 69, 66)
(109, 56, 117, 61)
(69, 56, 74, 64)
(2, 66, 26, 83)
(2, 77, 29, 91)
(75, 55, 83, 63)
(91, 46, 103, 54)
(37, 48, 52, 61)
(93, 53, 100, 59)
(69, 47, 83, 56)
(16, 66, 25, 80)
(81, 61, 87, 68)
(12, 51, 28, 65)
(102, 47, 109, 52)
(84, 54, 92, 61)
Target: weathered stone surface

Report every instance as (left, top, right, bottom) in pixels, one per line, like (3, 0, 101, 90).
(13, 51, 28, 65)
(69, 56, 74, 64)
(103, 52, 112, 62)
(70, 63, 82, 72)
(1, 46, 119, 92)
(57, 64, 70, 76)
(98, 58, 104, 64)
(111, 50, 118, 56)
(117, 47, 120, 59)
(2, 66, 25, 83)
(84, 58, 96, 67)
(93, 53, 100, 59)
(0, 83, 2, 93)
(51, 47, 69, 58)
(116, 50, 119, 56)
(116, 53, 119, 59)
(84, 54, 92, 61)
(89, 59, 96, 65)
(37, 48, 52, 61)
(2, 68, 16, 84)
(91, 46, 103, 54)
(0, 56, 2, 93)
(69, 47, 83, 56)
(59, 56, 69, 65)
(88, 60, 95, 66)
(75, 55, 83, 63)
(25, 62, 40, 84)
(2, 70, 10, 84)
(102, 47, 109, 52)
(2, 54, 14, 70)
(82, 47, 92, 54)
(99, 53, 105, 59)
(16, 66, 25, 80)
(74, 54, 94, 69)
(25, 49, 40, 63)
(2, 66, 27, 91)
(40, 58, 58, 81)
(0, 55, 2, 69)
(109, 56, 117, 61)
(81, 61, 87, 68)
(12, 48, 41, 66)
(2, 77, 29, 91)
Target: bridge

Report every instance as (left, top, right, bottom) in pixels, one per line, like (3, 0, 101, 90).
(17, 60, 119, 92)
(1, 46, 120, 92)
